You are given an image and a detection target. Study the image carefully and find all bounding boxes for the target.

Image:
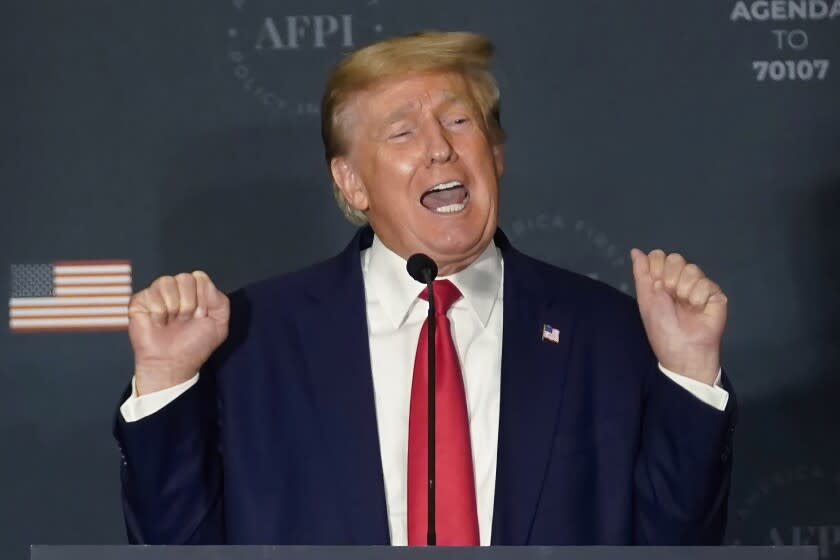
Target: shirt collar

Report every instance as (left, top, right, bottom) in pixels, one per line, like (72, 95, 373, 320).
(362, 234, 503, 329)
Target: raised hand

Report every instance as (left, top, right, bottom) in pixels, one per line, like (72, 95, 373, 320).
(630, 249, 728, 385)
(128, 271, 230, 395)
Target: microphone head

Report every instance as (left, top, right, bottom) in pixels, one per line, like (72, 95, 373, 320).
(406, 253, 438, 284)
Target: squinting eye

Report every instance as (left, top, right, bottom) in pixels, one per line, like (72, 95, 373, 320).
(390, 130, 411, 139)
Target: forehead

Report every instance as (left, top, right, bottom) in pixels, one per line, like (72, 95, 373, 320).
(354, 71, 475, 120)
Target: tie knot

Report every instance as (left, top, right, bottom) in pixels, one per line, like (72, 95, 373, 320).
(419, 279, 462, 315)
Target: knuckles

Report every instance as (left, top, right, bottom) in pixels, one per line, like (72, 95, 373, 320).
(153, 275, 177, 289)
(645, 251, 705, 279)
(174, 272, 195, 285)
(146, 272, 209, 293)
(131, 271, 223, 311)
(635, 249, 728, 311)
(683, 263, 702, 277)
(132, 274, 191, 308)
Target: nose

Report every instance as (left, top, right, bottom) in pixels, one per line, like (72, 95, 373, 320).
(424, 122, 456, 166)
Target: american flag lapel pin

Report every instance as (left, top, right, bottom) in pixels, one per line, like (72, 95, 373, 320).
(541, 324, 560, 344)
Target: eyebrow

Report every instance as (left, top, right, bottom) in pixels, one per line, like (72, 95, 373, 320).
(380, 92, 472, 127)
(381, 103, 416, 127)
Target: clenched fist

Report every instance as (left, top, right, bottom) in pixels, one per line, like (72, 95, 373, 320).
(128, 271, 230, 396)
(630, 249, 728, 385)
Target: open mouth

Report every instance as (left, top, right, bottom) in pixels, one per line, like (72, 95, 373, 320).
(420, 181, 469, 214)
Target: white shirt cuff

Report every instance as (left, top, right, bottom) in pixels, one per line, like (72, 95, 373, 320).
(120, 373, 200, 423)
(658, 364, 729, 411)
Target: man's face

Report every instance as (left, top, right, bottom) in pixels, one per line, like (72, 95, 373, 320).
(331, 71, 504, 274)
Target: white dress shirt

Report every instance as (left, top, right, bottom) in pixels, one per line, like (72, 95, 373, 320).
(121, 235, 729, 545)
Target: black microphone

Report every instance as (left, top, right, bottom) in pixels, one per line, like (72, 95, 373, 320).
(406, 253, 438, 546)
(406, 253, 438, 284)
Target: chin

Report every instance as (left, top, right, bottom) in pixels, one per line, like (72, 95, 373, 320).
(423, 224, 493, 262)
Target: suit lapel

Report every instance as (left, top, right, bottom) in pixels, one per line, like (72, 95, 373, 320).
(491, 234, 574, 545)
(293, 227, 573, 545)
(296, 228, 390, 544)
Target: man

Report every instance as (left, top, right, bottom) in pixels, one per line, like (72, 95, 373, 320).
(115, 31, 735, 546)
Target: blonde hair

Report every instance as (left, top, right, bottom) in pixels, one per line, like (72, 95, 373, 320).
(320, 31, 505, 225)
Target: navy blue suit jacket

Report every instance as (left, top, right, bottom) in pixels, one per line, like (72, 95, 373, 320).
(115, 227, 736, 545)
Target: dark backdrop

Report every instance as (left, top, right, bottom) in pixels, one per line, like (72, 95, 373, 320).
(1, 1, 839, 559)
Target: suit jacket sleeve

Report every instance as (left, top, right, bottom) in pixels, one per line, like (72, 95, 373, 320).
(112, 290, 252, 544)
(627, 298, 738, 544)
(114, 370, 224, 544)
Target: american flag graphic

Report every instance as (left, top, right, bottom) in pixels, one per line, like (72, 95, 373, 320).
(9, 260, 132, 332)
(542, 323, 560, 344)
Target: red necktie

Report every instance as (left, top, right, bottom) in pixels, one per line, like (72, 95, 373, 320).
(407, 279, 480, 546)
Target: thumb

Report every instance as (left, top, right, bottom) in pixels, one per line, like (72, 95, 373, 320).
(193, 271, 228, 317)
(630, 248, 656, 306)
(630, 248, 650, 283)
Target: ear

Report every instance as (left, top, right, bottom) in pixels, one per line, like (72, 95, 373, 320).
(330, 156, 369, 212)
(492, 143, 505, 177)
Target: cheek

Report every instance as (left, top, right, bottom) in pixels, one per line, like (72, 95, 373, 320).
(368, 149, 421, 200)
(465, 150, 500, 191)
(389, 143, 425, 173)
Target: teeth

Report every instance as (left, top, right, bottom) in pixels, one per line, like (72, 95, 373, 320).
(429, 180, 462, 192)
(433, 201, 467, 214)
